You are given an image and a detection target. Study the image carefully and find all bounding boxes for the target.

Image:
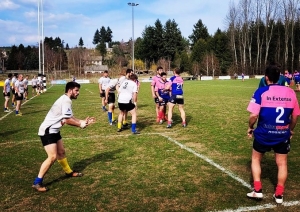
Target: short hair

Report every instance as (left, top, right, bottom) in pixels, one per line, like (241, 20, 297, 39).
(126, 69, 133, 74)
(174, 68, 180, 75)
(65, 81, 80, 93)
(265, 65, 280, 83)
(8, 73, 12, 78)
(161, 72, 167, 77)
(129, 74, 138, 81)
(14, 73, 18, 77)
(104, 70, 108, 74)
(157, 66, 163, 71)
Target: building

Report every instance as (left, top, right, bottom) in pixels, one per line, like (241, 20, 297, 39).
(83, 56, 108, 74)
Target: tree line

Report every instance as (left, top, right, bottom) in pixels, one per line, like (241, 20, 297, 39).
(2, 0, 300, 76)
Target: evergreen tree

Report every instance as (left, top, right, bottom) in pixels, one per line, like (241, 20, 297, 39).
(189, 19, 210, 49)
(93, 29, 100, 45)
(78, 37, 84, 47)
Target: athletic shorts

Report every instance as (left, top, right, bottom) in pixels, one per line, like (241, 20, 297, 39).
(3, 92, 10, 97)
(253, 139, 290, 154)
(11, 89, 15, 95)
(24, 88, 28, 92)
(158, 98, 169, 106)
(100, 90, 105, 98)
(118, 102, 135, 112)
(107, 93, 115, 104)
(295, 81, 300, 85)
(40, 132, 62, 146)
(32, 85, 37, 89)
(154, 97, 159, 104)
(15, 93, 24, 101)
(168, 95, 184, 105)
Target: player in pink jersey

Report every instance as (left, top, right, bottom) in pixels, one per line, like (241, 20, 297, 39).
(154, 72, 170, 124)
(151, 66, 164, 122)
(246, 64, 300, 204)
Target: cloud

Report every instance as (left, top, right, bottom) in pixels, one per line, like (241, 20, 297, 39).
(0, 0, 20, 10)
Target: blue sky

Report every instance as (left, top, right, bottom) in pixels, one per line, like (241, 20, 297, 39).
(0, 0, 239, 48)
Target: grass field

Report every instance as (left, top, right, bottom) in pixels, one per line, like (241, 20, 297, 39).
(1, 79, 300, 212)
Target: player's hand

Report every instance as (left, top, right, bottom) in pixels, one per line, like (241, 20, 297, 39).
(152, 94, 156, 98)
(105, 99, 108, 104)
(86, 117, 96, 125)
(247, 128, 254, 138)
(290, 130, 294, 139)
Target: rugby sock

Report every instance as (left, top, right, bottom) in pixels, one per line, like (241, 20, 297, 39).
(57, 158, 73, 174)
(275, 184, 284, 196)
(168, 121, 172, 125)
(254, 181, 262, 191)
(117, 122, 122, 129)
(131, 123, 137, 132)
(123, 120, 127, 125)
(15, 110, 19, 114)
(112, 112, 115, 121)
(33, 177, 43, 185)
(158, 111, 164, 120)
(108, 112, 112, 123)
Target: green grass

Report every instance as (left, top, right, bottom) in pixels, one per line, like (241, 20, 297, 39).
(1, 79, 300, 211)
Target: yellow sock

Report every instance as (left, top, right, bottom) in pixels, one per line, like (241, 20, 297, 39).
(118, 122, 122, 129)
(57, 158, 72, 174)
(123, 120, 127, 125)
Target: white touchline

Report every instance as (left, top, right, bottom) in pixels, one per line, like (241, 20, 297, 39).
(160, 134, 252, 189)
(85, 89, 94, 94)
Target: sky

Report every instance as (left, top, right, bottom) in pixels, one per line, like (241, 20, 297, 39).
(0, 0, 239, 48)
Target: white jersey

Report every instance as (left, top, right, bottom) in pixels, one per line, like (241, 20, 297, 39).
(15, 80, 25, 94)
(107, 79, 118, 93)
(11, 77, 17, 89)
(118, 79, 138, 103)
(23, 79, 28, 88)
(38, 94, 73, 136)
(98, 77, 110, 90)
(32, 78, 38, 86)
(3, 78, 11, 93)
(118, 76, 126, 86)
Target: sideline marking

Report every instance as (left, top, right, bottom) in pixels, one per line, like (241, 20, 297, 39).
(160, 134, 252, 189)
(85, 89, 94, 94)
(0, 85, 53, 121)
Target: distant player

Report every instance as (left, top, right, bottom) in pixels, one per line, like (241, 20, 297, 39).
(98, 70, 110, 112)
(14, 74, 25, 116)
(117, 74, 139, 134)
(11, 73, 18, 107)
(23, 75, 29, 100)
(246, 65, 300, 204)
(154, 72, 170, 124)
(293, 70, 300, 91)
(105, 78, 118, 125)
(3, 73, 13, 112)
(284, 70, 292, 87)
(165, 68, 186, 128)
(151, 66, 164, 122)
(31, 75, 38, 96)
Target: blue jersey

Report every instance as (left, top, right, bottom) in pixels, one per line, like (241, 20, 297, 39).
(169, 76, 183, 95)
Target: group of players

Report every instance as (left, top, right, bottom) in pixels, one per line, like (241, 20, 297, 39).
(98, 67, 186, 134)
(3, 73, 44, 116)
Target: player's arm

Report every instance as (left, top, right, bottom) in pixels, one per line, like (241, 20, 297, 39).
(248, 113, 258, 137)
(98, 83, 102, 93)
(132, 92, 137, 106)
(64, 116, 95, 128)
(105, 87, 110, 103)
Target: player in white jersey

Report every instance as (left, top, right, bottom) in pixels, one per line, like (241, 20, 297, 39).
(117, 74, 139, 134)
(23, 75, 29, 100)
(32, 82, 96, 192)
(14, 74, 25, 116)
(98, 70, 110, 111)
(3, 73, 13, 112)
(105, 78, 118, 125)
(11, 73, 18, 107)
(31, 75, 38, 96)
(116, 68, 133, 127)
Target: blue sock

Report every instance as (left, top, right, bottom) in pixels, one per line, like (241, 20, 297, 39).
(102, 106, 105, 109)
(131, 123, 136, 132)
(33, 177, 43, 185)
(15, 110, 19, 114)
(108, 112, 112, 123)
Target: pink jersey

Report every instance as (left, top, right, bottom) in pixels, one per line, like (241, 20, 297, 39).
(151, 75, 161, 87)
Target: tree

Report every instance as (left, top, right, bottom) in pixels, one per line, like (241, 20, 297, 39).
(78, 37, 84, 47)
(93, 29, 100, 45)
(189, 19, 210, 48)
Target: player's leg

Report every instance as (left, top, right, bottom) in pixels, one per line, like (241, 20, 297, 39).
(129, 104, 139, 134)
(178, 103, 186, 127)
(4, 94, 10, 112)
(167, 102, 175, 128)
(15, 94, 22, 116)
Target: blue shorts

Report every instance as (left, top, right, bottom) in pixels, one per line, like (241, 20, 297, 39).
(253, 139, 290, 154)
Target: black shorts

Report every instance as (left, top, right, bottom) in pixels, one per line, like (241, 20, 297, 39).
(168, 95, 184, 105)
(118, 102, 135, 112)
(15, 93, 24, 101)
(158, 98, 169, 106)
(40, 132, 62, 146)
(12, 89, 15, 95)
(253, 139, 290, 154)
(100, 90, 105, 98)
(3, 92, 10, 97)
(32, 85, 37, 89)
(154, 97, 159, 104)
(108, 93, 115, 104)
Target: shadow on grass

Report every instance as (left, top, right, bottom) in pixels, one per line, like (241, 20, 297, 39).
(45, 148, 123, 186)
(0, 129, 26, 140)
(24, 109, 48, 115)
